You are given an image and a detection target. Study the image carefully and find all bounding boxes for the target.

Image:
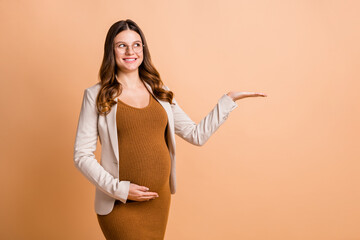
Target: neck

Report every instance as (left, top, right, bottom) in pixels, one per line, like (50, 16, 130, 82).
(116, 70, 143, 89)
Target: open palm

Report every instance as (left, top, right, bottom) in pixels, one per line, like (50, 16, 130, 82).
(227, 91, 267, 101)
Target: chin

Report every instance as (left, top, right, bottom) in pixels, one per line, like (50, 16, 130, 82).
(119, 66, 140, 72)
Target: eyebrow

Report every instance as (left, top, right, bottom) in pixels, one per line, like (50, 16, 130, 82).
(114, 40, 142, 45)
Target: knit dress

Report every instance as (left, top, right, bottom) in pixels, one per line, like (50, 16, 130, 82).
(97, 92, 172, 240)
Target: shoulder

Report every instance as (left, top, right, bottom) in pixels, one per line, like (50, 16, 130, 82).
(161, 84, 177, 105)
(162, 84, 170, 91)
(86, 82, 101, 93)
(84, 82, 101, 99)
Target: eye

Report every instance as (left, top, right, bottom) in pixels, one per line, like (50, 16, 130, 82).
(118, 44, 125, 48)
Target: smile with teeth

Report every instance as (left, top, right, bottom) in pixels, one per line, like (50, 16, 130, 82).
(123, 58, 137, 62)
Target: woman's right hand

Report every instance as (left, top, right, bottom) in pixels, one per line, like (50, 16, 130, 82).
(127, 183, 159, 201)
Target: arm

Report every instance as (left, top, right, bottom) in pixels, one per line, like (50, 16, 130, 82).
(73, 89, 130, 203)
(165, 86, 238, 146)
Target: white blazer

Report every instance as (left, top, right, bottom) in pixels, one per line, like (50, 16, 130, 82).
(73, 81, 238, 215)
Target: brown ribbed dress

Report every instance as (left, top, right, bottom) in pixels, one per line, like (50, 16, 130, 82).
(97, 92, 171, 240)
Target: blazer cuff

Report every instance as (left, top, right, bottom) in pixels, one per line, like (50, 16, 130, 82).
(115, 180, 131, 204)
(221, 94, 238, 111)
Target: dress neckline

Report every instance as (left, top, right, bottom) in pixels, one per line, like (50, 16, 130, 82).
(117, 93, 152, 110)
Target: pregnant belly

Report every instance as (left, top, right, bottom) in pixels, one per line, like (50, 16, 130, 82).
(118, 142, 171, 191)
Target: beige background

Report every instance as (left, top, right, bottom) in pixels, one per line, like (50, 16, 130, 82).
(1, 0, 359, 239)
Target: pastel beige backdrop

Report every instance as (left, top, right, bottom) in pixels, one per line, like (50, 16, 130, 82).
(1, 0, 359, 239)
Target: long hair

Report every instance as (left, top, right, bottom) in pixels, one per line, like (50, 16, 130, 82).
(96, 19, 174, 115)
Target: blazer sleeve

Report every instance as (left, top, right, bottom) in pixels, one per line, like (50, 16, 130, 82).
(164, 85, 238, 146)
(73, 88, 130, 203)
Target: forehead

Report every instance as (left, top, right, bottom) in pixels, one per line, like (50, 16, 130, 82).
(114, 30, 142, 44)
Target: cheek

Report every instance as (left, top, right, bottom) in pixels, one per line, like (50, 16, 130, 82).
(114, 51, 121, 61)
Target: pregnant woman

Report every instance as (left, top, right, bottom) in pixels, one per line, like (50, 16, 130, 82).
(73, 19, 266, 240)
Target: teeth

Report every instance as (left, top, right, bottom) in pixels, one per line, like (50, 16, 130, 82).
(124, 58, 136, 61)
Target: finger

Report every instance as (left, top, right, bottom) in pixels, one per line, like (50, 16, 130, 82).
(138, 186, 150, 191)
(137, 197, 150, 201)
(249, 93, 266, 97)
(141, 191, 159, 197)
(251, 94, 266, 97)
(140, 195, 157, 201)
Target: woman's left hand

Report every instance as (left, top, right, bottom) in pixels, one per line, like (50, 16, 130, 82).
(227, 91, 267, 102)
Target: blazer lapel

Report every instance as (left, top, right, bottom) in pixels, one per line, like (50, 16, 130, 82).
(105, 99, 119, 163)
(105, 81, 174, 164)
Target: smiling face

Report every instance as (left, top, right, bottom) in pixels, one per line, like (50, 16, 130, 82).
(113, 30, 144, 73)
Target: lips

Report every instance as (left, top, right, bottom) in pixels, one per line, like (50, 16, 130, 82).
(123, 58, 137, 62)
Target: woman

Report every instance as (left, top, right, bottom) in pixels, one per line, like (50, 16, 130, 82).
(73, 19, 266, 240)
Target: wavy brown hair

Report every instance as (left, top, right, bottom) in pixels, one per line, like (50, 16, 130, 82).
(96, 19, 174, 115)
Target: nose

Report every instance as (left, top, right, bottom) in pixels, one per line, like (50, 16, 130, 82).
(125, 46, 135, 54)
